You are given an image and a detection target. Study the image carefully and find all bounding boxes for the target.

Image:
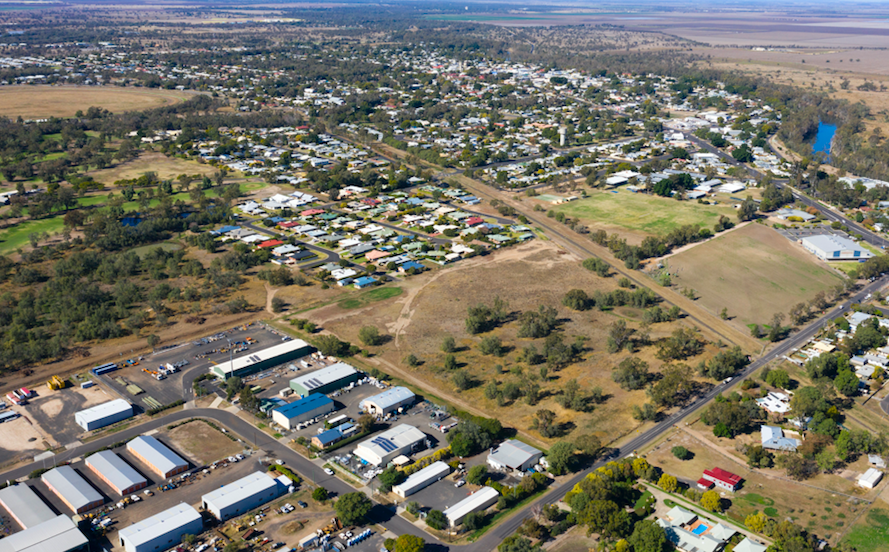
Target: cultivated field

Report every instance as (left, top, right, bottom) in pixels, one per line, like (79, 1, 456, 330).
(309, 240, 718, 447)
(0, 86, 196, 119)
(549, 191, 737, 243)
(665, 223, 843, 327)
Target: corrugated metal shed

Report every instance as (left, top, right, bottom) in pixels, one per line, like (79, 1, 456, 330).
(487, 440, 542, 471)
(0, 515, 87, 552)
(359, 386, 415, 415)
(214, 339, 313, 378)
(74, 399, 133, 431)
(118, 503, 202, 552)
(41, 466, 102, 513)
(272, 394, 333, 420)
(85, 451, 147, 495)
(127, 435, 188, 478)
(0, 485, 56, 529)
(392, 461, 450, 498)
(443, 486, 499, 526)
(201, 471, 278, 517)
(290, 362, 359, 395)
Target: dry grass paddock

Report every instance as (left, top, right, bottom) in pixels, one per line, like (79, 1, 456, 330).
(165, 420, 243, 465)
(0, 85, 196, 119)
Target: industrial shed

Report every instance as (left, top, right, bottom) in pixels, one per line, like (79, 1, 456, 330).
(0, 484, 56, 529)
(359, 386, 416, 416)
(74, 399, 133, 431)
(354, 424, 427, 466)
(211, 339, 314, 379)
(487, 440, 543, 473)
(801, 235, 874, 262)
(127, 436, 189, 479)
(392, 461, 450, 498)
(270, 394, 335, 430)
(290, 362, 360, 397)
(0, 515, 88, 552)
(118, 503, 203, 552)
(86, 450, 148, 495)
(201, 471, 281, 521)
(41, 466, 103, 514)
(443, 487, 499, 527)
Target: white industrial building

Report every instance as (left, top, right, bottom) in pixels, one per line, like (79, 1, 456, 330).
(359, 387, 416, 416)
(202, 471, 281, 521)
(270, 393, 335, 430)
(800, 235, 874, 262)
(41, 466, 104, 514)
(487, 440, 543, 473)
(127, 435, 189, 479)
(443, 486, 499, 527)
(290, 362, 360, 397)
(354, 424, 427, 466)
(86, 450, 148, 495)
(119, 503, 203, 552)
(392, 461, 450, 498)
(0, 514, 88, 552)
(858, 468, 883, 489)
(0, 484, 57, 529)
(74, 399, 133, 431)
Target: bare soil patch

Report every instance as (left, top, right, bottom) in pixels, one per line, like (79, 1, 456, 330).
(165, 420, 243, 465)
(89, 152, 217, 186)
(0, 86, 196, 119)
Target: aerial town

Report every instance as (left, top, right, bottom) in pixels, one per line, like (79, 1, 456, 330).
(2, 3, 889, 552)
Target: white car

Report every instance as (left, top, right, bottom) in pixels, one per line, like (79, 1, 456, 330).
(324, 468, 335, 476)
(455, 480, 466, 488)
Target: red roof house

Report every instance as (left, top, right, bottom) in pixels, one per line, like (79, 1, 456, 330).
(701, 468, 742, 492)
(465, 216, 484, 226)
(257, 239, 284, 249)
(280, 221, 301, 229)
(300, 208, 325, 217)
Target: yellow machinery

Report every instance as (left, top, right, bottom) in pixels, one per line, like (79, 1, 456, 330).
(46, 375, 65, 390)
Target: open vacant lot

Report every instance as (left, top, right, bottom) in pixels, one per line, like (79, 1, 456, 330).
(0, 86, 196, 119)
(550, 191, 737, 243)
(89, 152, 218, 185)
(165, 420, 243, 465)
(665, 223, 843, 327)
(843, 506, 889, 552)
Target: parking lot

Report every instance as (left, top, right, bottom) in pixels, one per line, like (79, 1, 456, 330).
(776, 225, 854, 243)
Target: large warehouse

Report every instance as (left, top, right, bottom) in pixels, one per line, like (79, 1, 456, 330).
(290, 362, 360, 397)
(75, 399, 134, 431)
(800, 234, 874, 262)
(392, 461, 450, 498)
(359, 386, 416, 416)
(270, 394, 335, 430)
(201, 471, 281, 521)
(118, 503, 203, 552)
(211, 339, 314, 379)
(127, 436, 189, 479)
(41, 466, 104, 514)
(443, 486, 499, 527)
(86, 450, 148, 495)
(0, 514, 88, 552)
(0, 484, 56, 529)
(354, 424, 427, 466)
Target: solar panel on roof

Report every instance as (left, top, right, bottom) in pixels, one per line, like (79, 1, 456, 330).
(372, 438, 397, 452)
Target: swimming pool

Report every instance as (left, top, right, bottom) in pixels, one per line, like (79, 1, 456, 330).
(691, 524, 708, 535)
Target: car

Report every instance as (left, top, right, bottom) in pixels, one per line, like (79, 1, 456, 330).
(298, 501, 308, 508)
(455, 479, 466, 488)
(324, 468, 335, 476)
(236, 454, 245, 461)
(276, 459, 285, 465)
(723, 377, 733, 384)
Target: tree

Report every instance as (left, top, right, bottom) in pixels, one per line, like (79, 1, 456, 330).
(766, 368, 791, 389)
(701, 490, 722, 512)
(580, 500, 632, 538)
(738, 196, 758, 222)
(463, 511, 485, 531)
(377, 467, 405, 493)
(835, 369, 860, 396)
(312, 487, 328, 501)
(478, 335, 504, 356)
(359, 325, 382, 346)
(607, 320, 634, 353)
(271, 297, 286, 313)
(453, 371, 472, 390)
(335, 492, 372, 525)
(612, 357, 649, 390)
(628, 520, 668, 552)
(546, 441, 576, 475)
(732, 144, 754, 163)
(768, 312, 786, 342)
(225, 376, 243, 399)
(147, 334, 160, 349)
(575, 434, 602, 458)
(533, 409, 558, 438)
(671, 446, 689, 460)
(441, 336, 456, 353)
(562, 289, 589, 311)
(394, 534, 425, 552)
(745, 512, 768, 533)
(182, 534, 196, 546)
(444, 354, 458, 370)
(658, 474, 678, 493)
(466, 464, 488, 485)
(713, 423, 732, 438)
(425, 509, 447, 530)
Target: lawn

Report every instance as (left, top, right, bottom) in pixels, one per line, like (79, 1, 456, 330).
(666, 223, 843, 326)
(551, 190, 737, 241)
(337, 286, 403, 309)
(0, 216, 65, 255)
(0, 85, 197, 119)
(842, 507, 889, 552)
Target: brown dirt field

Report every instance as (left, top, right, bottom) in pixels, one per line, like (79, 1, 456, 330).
(165, 420, 243, 465)
(310, 240, 719, 448)
(89, 152, 218, 186)
(0, 415, 48, 453)
(665, 223, 844, 328)
(0, 86, 197, 119)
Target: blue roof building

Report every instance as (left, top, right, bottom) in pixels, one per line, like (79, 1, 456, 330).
(353, 276, 378, 289)
(311, 428, 345, 449)
(271, 394, 335, 430)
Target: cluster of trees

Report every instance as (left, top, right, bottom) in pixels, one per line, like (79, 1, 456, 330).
(700, 393, 763, 438)
(446, 416, 503, 457)
(562, 286, 660, 312)
(589, 222, 728, 269)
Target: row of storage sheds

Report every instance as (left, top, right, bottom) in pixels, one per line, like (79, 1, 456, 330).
(392, 461, 450, 498)
(443, 486, 500, 527)
(354, 424, 427, 466)
(85, 450, 148, 496)
(211, 339, 315, 380)
(358, 386, 415, 416)
(75, 398, 134, 431)
(118, 503, 203, 552)
(270, 393, 335, 430)
(41, 466, 104, 515)
(290, 362, 360, 397)
(201, 471, 283, 521)
(0, 483, 56, 530)
(127, 435, 189, 479)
